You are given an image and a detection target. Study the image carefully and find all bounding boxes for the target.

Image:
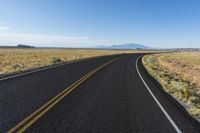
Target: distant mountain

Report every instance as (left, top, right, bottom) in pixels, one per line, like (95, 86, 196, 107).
(96, 43, 149, 49)
(111, 43, 149, 49)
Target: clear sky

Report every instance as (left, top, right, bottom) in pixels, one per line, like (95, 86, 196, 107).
(0, 0, 200, 48)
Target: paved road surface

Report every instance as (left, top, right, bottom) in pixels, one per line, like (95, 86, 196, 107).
(0, 54, 199, 133)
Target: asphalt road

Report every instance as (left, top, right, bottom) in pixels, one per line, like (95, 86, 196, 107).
(0, 54, 199, 133)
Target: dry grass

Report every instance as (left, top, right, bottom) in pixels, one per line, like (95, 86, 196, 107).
(0, 48, 150, 75)
(143, 52, 200, 120)
(158, 52, 200, 87)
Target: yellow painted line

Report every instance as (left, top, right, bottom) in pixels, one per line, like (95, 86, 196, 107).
(7, 70, 94, 133)
(8, 57, 121, 133)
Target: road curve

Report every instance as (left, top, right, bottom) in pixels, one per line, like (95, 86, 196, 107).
(0, 54, 199, 133)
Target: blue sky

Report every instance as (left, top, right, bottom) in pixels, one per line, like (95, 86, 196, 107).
(0, 0, 200, 48)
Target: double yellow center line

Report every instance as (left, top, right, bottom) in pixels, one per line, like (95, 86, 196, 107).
(8, 57, 121, 133)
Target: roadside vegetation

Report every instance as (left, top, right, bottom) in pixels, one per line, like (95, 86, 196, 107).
(142, 52, 200, 120)
(0, 48, 153, 76)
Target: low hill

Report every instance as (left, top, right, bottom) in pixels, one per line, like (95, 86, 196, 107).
(96, 43, 149, 49)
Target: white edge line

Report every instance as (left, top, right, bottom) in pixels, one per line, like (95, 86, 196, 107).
(0, 54, 121, 81)
(0, 58, 88, 81)
(136, 56, 182, 133)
